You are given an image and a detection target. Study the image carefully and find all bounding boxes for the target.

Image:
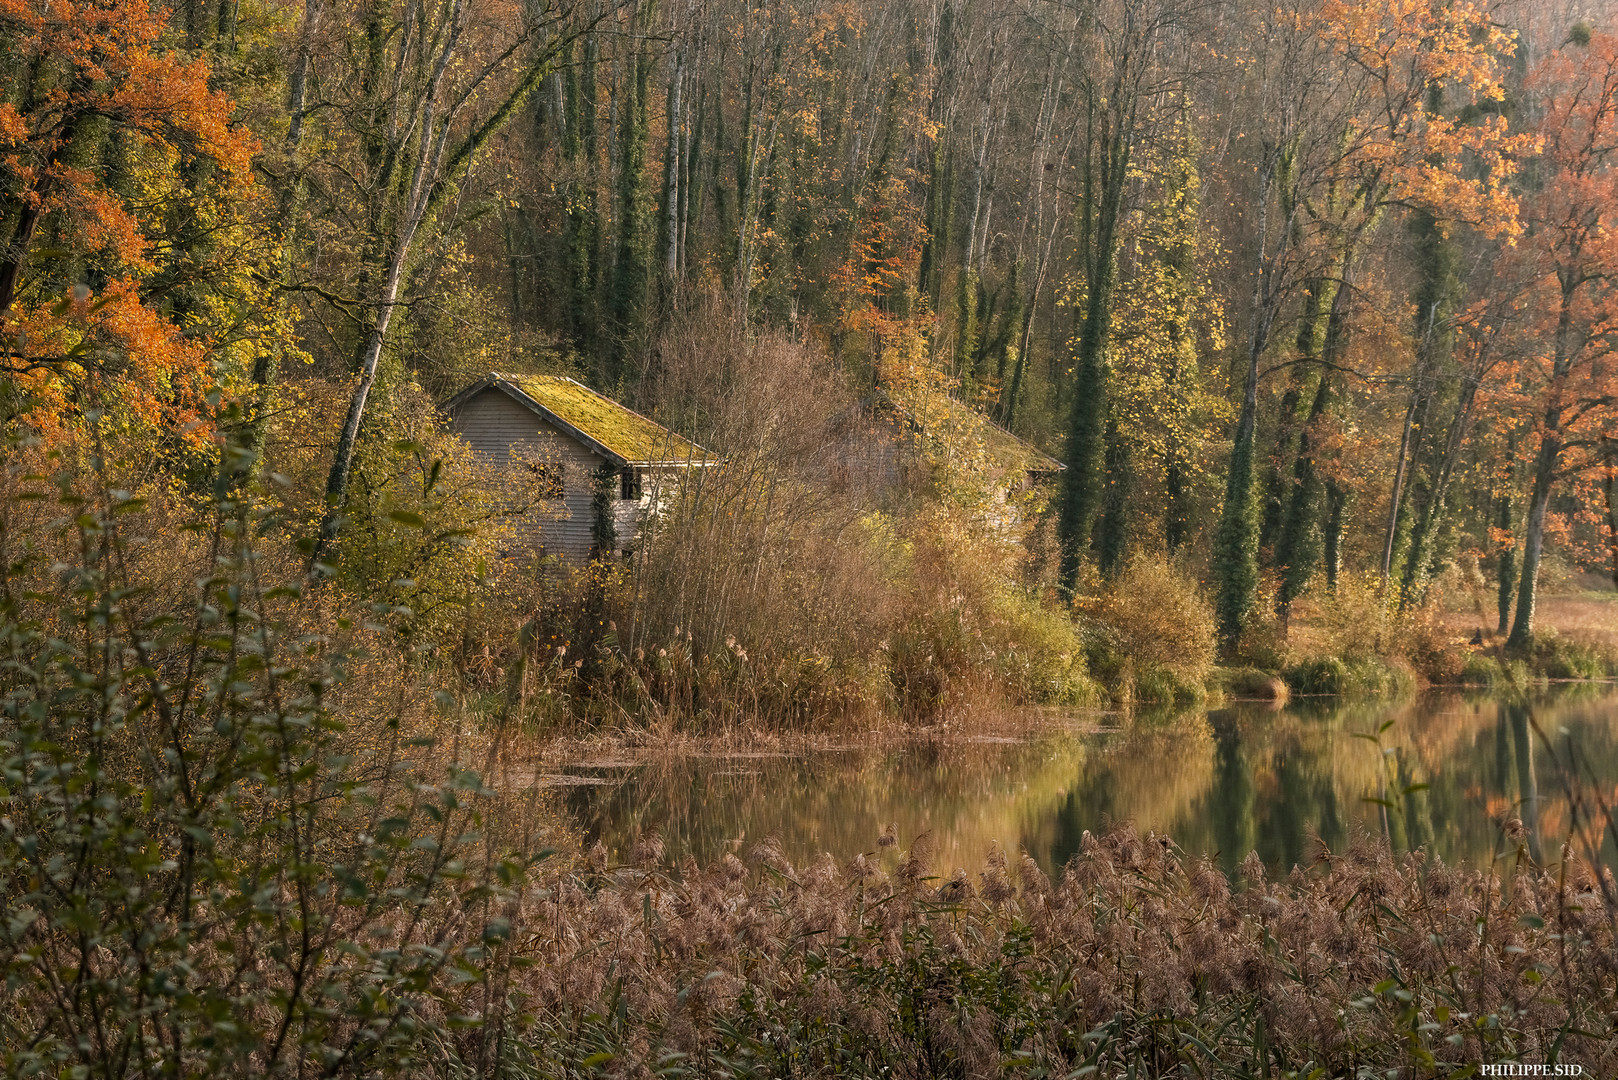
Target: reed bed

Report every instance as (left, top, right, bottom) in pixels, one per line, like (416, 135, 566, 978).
(480, 826, 1618, 1079)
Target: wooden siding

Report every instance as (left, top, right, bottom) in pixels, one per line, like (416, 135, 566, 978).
(448, 387, 648, 562)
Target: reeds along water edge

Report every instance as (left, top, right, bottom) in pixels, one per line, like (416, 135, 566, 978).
(498, 819, 1618, 1078)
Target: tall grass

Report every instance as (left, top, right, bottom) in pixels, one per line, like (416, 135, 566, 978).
(502, 824, 1617, 1077)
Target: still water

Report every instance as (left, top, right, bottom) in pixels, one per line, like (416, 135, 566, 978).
(554, 686, 1618, 876)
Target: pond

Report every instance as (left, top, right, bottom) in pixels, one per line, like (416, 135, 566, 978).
(549, 686, 1618, 877)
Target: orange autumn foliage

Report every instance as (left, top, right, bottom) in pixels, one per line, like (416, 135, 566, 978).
(12, 285, 218, 449)
(1318, 0, 1538, 237)
(1488, 35, 1618, 452)
(1486, 32, 1618, 523)
(0, 0, 257, 444)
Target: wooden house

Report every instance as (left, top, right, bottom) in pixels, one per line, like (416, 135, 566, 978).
(443, 373, 714, 562)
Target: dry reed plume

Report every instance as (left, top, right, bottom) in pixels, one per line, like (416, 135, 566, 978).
(480, 824, 1618, 1078)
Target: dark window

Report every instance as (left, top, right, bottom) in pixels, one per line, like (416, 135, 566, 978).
(620, 469, 642, 501)
(529, 462, 564, 499)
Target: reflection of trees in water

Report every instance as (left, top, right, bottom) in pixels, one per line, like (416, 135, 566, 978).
(572, 736, 1097, 873)
(1182, 690, 1617, 872)
(562, 686, 1618, 873)
(1505, 702, 1544, 863)
(1031, 713, 1218, 872)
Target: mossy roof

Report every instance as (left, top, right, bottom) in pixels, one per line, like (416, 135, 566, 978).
(475, 374, 713, 466)
(951, 398, 1064, 474)
(870, 391, 1063, 475)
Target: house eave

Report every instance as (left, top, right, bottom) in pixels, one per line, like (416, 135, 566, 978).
(628, 458, 724, 469)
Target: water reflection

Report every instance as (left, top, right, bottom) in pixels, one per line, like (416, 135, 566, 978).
(556, 686, 1618, 876)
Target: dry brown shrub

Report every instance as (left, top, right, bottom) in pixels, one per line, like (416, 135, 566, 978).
(623, 295, 897, 723)
(1082, 555, 1217, 685)
(1405, 599, 1468, 682)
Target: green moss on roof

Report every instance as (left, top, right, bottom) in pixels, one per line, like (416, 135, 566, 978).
(875, 391, 1062, 474)
(507, 375, 710, 464)
(970, 406, 1064, 474)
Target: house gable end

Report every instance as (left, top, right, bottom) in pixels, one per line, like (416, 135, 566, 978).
(446, 377, 630, 468)
(446, 387, 615, 563)
(446, 386, 610, 468)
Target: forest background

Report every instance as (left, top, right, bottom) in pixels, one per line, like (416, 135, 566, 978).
(9, 0, 1618, 718)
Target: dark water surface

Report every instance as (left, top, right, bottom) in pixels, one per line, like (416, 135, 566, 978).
(555, 686, 1618, 876)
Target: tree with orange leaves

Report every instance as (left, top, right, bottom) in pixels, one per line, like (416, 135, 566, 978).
(0, 0, 257, 443)
(1497, 31, 1618, 646)
(1214, 0, 1535, 648)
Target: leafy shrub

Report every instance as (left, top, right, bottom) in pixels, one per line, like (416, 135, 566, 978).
(1313, 571, 1401, 662)
(987, 593, 1096, 705)
(889, 508, 1094, 714)
(0, 446, 544, 1077)
(1132, 664, 1211, 704)
(1233, 604, 1291, 670)
(265, 379, 514, 642)
(1525, 629, 1618, 680)
(1082, 556, 1217, 700)
(1460, 651, 1503, 687)
(1345, 656, 1421, 697)
(1284, 655, 1348, 695)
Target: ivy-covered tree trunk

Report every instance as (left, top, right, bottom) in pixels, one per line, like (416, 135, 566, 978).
(1399, 374, 1477, 610)
(918, 139, 952, 309)
(1275, 374, 1331, 630)
(1274, 250, 1351, 628)
(1323, 480, 1347, 594)
(563, 37, 601, 356)
(1058, 79, 1134, 595)
(591, 464, 620, 558)
(607, 20, 653, 381)
(987, 262, 1024, 396)
(1390, 212, 1463, 607)
(1495, 489, 1517, 635)
(1215, 333, 1263, 648)
(1097, 413, 1131, 577)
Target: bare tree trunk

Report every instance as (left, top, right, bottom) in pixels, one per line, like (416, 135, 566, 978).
(1508, 275, 1579, 648)
(1507, 432, 1560, 649)
(312, 0, 470, 568)
(1380, 303, 1441, 588)
(663, 53, 683, 287)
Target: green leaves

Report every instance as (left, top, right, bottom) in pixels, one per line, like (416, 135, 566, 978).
(0, 453, 535, 1078)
